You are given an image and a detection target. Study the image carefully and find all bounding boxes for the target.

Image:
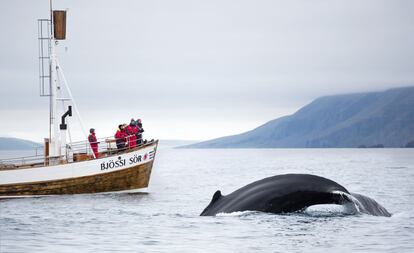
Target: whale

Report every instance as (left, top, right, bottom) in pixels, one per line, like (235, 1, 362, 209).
(200, 174, 391, 217)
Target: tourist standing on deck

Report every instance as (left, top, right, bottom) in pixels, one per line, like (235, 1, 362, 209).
(88, 128, 99, 158)
(115, 124, 127, 151)
(136, 118, 144, 145)
(126, 119, 138, 149)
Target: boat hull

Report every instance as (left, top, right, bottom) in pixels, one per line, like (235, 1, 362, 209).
(0, 161, 153, 197)
(0, 141, 158, 197)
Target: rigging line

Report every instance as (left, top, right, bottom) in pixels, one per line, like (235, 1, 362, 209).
(55, 58, 96, 158)
(57, 71, 72, 145)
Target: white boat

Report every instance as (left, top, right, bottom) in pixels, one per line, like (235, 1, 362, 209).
(0, 2, 158, 198)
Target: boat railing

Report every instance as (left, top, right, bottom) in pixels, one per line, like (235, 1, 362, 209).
(67, 135, 150, 155)
(0, 154, 64, 170)
(64, 135, 155, 162)
(0, 136, 156, 169)
(0, 154, 46, 168)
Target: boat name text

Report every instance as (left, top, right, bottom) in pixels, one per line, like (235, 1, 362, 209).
(100, 154, 142, 171)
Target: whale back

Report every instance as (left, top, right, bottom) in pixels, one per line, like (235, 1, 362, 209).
(200, 174, 351, 216)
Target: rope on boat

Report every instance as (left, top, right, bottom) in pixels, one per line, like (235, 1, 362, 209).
(55, 58, 96, 158)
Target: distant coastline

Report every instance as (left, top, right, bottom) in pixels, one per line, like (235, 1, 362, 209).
(158, 140, 199, 148)
(0, 137, 42, 150)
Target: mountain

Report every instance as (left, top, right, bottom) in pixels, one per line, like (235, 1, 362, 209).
(183, 87, 414, 148)
(0, 137, 42, 150)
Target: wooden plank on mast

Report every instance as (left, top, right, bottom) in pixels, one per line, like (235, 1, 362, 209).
(53, 11, 66, 40)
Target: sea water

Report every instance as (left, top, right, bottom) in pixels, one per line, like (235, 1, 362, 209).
(0, 148, 413, 252)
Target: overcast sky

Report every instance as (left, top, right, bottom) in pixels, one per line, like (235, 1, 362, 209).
(1, 0, 413, 142)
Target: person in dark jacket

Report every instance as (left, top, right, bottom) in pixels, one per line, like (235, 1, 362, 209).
(136, 118, 144, 145)
(115, 124, 127, 151)
(88, 128, 99, 158)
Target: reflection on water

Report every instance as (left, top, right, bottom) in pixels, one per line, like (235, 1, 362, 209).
(1, 148, 414, 252)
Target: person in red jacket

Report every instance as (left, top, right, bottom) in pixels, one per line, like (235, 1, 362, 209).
(115, 124, 127, 151)
(126, 119, 138, 149)
(88, 128, 99, 158)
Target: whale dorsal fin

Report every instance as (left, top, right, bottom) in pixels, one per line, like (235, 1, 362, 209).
(211, 190, 222, 203)
(200, 190, 224, 216)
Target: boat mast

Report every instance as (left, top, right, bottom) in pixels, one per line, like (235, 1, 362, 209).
(48, 0, 65, 161)
(48, 0, 56, 159)
(41, 0, 71, 162)
(39, 0, 95, 162)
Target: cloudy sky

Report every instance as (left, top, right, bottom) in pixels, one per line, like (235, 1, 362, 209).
(0, 0, 413, 142)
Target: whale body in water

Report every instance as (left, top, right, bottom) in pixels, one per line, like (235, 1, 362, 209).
(200, 174, 391, 217)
